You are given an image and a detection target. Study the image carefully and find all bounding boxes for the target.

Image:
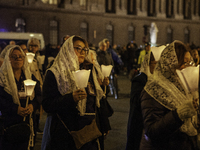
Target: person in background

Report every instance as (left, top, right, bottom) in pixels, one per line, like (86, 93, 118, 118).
(120, 45, 129, 75)
(127, 41, 138, 74)
(138, 42, 151, 68)
(85, 49, 113, 150)
(97, 41, 114, 67)
(9, 41, 16, 45)
(17, 41, 28, 54)
(190, 49, 200, 66)
(60, 35, 70, 47)
(126, 45, 165, 150)
(42, 35, 109, 150)
(0, 45, 41, 150)
(140, 40, 198, 149)
(27, 38, 43, 135)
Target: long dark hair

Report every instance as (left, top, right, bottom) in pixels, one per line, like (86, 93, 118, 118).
(175, 42, 189, 69)
(72, 36, 88, 48)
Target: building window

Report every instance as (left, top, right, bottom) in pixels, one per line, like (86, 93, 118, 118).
(50, 20, 58, 46)
(148, 0, 156, 16)
(106, 24, 113, 46)
(22, 0, 29, 5)
(199, 0, 200, 16)
(194, 0, 196, 15)
(127, 0, 136, 15)
(184, 27, 190, 44)
(159, 0, 161, 12)
(80, 22, 88, 41)
(128, 25, 135, 42)
(106, 0, 115, 13)
(183, 0, 191, 19)
(177, 0, 179, 14)
(167, 26, 173, 44)
(140, 0, 142, 11)
(166, 0, 174, 18)
(15, 18, 26, 32)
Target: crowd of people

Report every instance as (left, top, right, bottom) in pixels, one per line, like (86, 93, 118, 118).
(0, 34, 200, 150)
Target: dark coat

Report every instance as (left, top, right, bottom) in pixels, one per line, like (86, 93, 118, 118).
(42, 63, 111, 150)
(126, 72, 147, 150)
(0, 74, 41, 150)
(139, 90, 198, 150)
(96, 50, 114, 66)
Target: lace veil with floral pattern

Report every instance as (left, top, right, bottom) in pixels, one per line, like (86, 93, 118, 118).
(144, 40, 197, 136)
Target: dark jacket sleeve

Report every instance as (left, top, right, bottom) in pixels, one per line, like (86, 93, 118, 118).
(140, 90, 184, 142)
(126, 73, 147, 150)
(42, 70, 78, 114)
(0, 86, 18, 115)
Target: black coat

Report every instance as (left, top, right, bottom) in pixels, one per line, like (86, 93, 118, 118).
(140, 90, 198, 150)
(42, 63, 111, 150)
(126, 72, 147, 150)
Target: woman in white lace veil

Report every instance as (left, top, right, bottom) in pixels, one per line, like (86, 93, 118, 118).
(42, 35, 107, 150)
(0, 45, 40, 150)
(140, 40, 198, 149)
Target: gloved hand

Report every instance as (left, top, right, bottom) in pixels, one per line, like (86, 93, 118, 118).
(177, 100, 196, 121)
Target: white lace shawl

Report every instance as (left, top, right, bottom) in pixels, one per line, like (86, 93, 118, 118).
(0, 45, 31, 105)
(140, 51, 152, 79)
(144, 40, 198, 136)
(48, 36, 103, 116)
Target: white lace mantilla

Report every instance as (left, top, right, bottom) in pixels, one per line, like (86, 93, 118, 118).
(144, 40, 198, 136)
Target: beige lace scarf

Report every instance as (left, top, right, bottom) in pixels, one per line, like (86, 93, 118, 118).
(48, 36, 103, 116)
(0, 45, 32, 105)
(144, 40, 198, 136)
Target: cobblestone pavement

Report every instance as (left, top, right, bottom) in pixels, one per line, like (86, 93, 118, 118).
(34, 74, 131, 150)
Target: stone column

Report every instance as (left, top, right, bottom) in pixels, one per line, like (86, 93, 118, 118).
(116, 0, 127, 15)
(137, 0, 147, 17)
(174, 0, 183, 19)
(156, 0, 165, 18)
(192, 0, 199, 20)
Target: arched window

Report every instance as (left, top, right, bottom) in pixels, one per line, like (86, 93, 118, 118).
(148, 0, 156, 16)
(166, 0, 174, 18)
(184, 27, 190, 43)
(15, 18, 26, 32)
(106, 0, 115, 13)
(106, 24, 113, 46)
(167, 26, 173, 44)
(127, 0, 136, 15)
(50, 20, 58, 46)
(80, 22, 88, 41)
(128, 25, 135, 42)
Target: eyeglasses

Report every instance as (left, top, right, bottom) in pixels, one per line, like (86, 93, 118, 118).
(74, 47, 89, 55)
(184, 60, 195, 67)
(10, 55, 25, 60)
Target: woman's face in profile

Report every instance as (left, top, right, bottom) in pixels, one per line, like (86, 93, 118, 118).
(179, 51, 193, 70)
(9, 49, 24, 70)
(73, 40, 86, 64)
